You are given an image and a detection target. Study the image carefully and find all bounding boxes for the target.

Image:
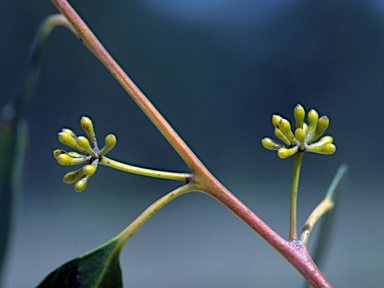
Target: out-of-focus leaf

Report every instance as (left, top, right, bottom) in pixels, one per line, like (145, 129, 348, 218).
(0, 115, 15, 285)
(0, 14, 78, 286)
(37, 237, 123, 288)
(312, 164, 348, 266)
(0, 115, 28, 286)
(303, 164, 348, 288)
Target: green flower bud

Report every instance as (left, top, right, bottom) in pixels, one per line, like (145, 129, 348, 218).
(56, 153, 88, 166)
(277, 146, 299, 159)
(294, 104, 305, 129)
(63, 169, 84, 183)
(58, 130, 78, 149)
(306, 109, 319, 142)
(77, 136, 96, 157)
(82, 164, 97, 176)
(99, 134, 117, 156)
(274, 128, 291, 146)
(272, 115, 283, 127)
(261, 137, 282, 150)
(294, 128, 306, 150)
(310, 116, 329, 144)
(53, 149, 66, 158)
(278, 118, 297, 146)
(81, 116, 98, 150)
(74, 176, 89, 192)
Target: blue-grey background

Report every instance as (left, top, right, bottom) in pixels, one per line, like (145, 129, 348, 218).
(1, 0, 384, 287)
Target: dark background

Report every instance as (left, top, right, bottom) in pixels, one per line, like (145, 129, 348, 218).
(1, 0, 384, 287)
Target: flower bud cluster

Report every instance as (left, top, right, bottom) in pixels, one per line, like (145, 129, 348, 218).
(53, 116, 116, 191)
(261, 104, 336, 159)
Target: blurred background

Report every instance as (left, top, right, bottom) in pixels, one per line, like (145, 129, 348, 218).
(1, 0, 384, 287)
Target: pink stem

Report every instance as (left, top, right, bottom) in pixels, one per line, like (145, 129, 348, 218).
(51, 1, 332, 286)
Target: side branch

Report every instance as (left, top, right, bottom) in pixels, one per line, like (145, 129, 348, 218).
(100, 156, 191, 182)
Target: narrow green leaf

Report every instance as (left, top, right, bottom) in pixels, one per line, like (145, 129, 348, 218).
(303, 164, 348, 288)
(0, 118, 15, 286)
(0, 117, 28, 286)
(324, 164, 348, 202)
(312, 164, 348, 265)
(37, 237, 123, 288)
(0, 13, 80, 287)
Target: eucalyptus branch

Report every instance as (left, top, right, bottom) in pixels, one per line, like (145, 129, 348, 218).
(51, 0, 333, 286)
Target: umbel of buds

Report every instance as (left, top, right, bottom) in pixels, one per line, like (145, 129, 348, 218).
(53, 116, 116, 192)
(261, 104, 336, 159)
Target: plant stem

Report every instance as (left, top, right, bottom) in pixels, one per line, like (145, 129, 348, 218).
(301, 198, 333, 245)
(51, 1, 332, 286)
(116, 184, 194, 246)
(100, 156, 191, 182)
(290, 151, 304, 241)
(193, 175, 331, 288)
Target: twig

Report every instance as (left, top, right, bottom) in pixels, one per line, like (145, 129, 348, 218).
(51, 1, 332, 286)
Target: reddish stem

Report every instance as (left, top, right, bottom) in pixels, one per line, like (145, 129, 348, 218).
(51, 1, 332, 286)
(198, 173, 331, 287)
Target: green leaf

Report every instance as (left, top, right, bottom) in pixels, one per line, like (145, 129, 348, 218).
(0, 117, 28, 286)
(37, 237, 123, 288)
(312, 164, 348, 267)
(303, 164, 348, 288)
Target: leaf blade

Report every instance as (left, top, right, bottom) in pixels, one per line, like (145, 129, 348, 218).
(37, 238, 123, 288)
(303, 164, 348, 288)
(312, 164, 348, 266)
